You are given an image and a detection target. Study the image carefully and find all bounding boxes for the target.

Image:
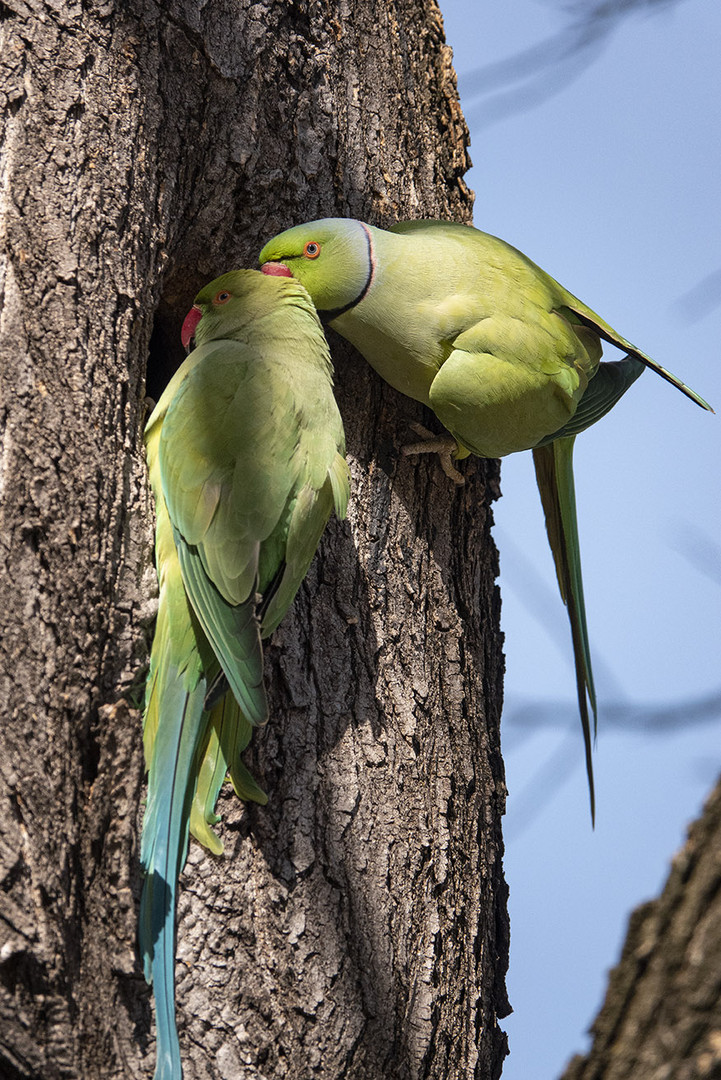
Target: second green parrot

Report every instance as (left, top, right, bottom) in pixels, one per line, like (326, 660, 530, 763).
(140, 268, 349, 1079)
(259, 217, 712, 820)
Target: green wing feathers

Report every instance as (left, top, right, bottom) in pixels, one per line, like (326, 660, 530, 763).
(560, 304, 713, 413)
(173, 532, 267, 726)
(537, 355, 645, 444)
(261, 460, 349, 636)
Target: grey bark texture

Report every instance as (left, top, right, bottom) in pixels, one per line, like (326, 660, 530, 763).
(561, 775, 721, 1080)
(0, 1, 510, 1078)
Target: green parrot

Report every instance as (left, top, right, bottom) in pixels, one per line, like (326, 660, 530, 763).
(140, 268, 349, 1080)
(259, 218, 712, 820)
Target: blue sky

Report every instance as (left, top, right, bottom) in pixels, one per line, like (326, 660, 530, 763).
(440, 1, 721, 1076)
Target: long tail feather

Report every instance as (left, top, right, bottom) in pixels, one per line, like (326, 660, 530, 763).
(189, 693, 267, 855)
(140, 663, 208, 1080)
(532, 436, 596, 823)
(188, 703, 228, 857)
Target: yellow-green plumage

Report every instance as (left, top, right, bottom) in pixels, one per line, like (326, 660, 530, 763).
(140, 269, 348, 1079)
(259, 217, 712, 821)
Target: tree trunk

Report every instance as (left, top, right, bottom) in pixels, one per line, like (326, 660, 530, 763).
(0, 2, 509, 1078)
(561, 774, 721, 1080)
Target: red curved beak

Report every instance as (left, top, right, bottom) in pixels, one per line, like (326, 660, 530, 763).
(261, 262, 293, 278)
(181, 304, 202, 350)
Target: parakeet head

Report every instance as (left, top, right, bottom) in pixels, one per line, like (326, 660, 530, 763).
(181, 268, 317, 350)
(259, 218, 373, 318)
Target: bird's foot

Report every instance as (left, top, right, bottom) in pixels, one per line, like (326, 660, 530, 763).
(401, 423, 465, 485)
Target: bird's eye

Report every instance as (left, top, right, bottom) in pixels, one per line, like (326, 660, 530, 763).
(303, 241, 321, 259)
(213, 290, 231, 305)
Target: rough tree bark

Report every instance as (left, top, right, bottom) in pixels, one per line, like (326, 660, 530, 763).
(561, 774, 721, 1080)
(0, 1, 509, 1078)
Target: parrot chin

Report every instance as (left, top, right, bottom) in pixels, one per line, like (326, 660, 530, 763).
(261, 262, 293, 278)
(181, 305, 203, 350)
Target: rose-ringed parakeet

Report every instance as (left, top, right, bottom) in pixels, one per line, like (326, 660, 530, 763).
(141, 268, 349, 1079)
(259, 218, 712, 821)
